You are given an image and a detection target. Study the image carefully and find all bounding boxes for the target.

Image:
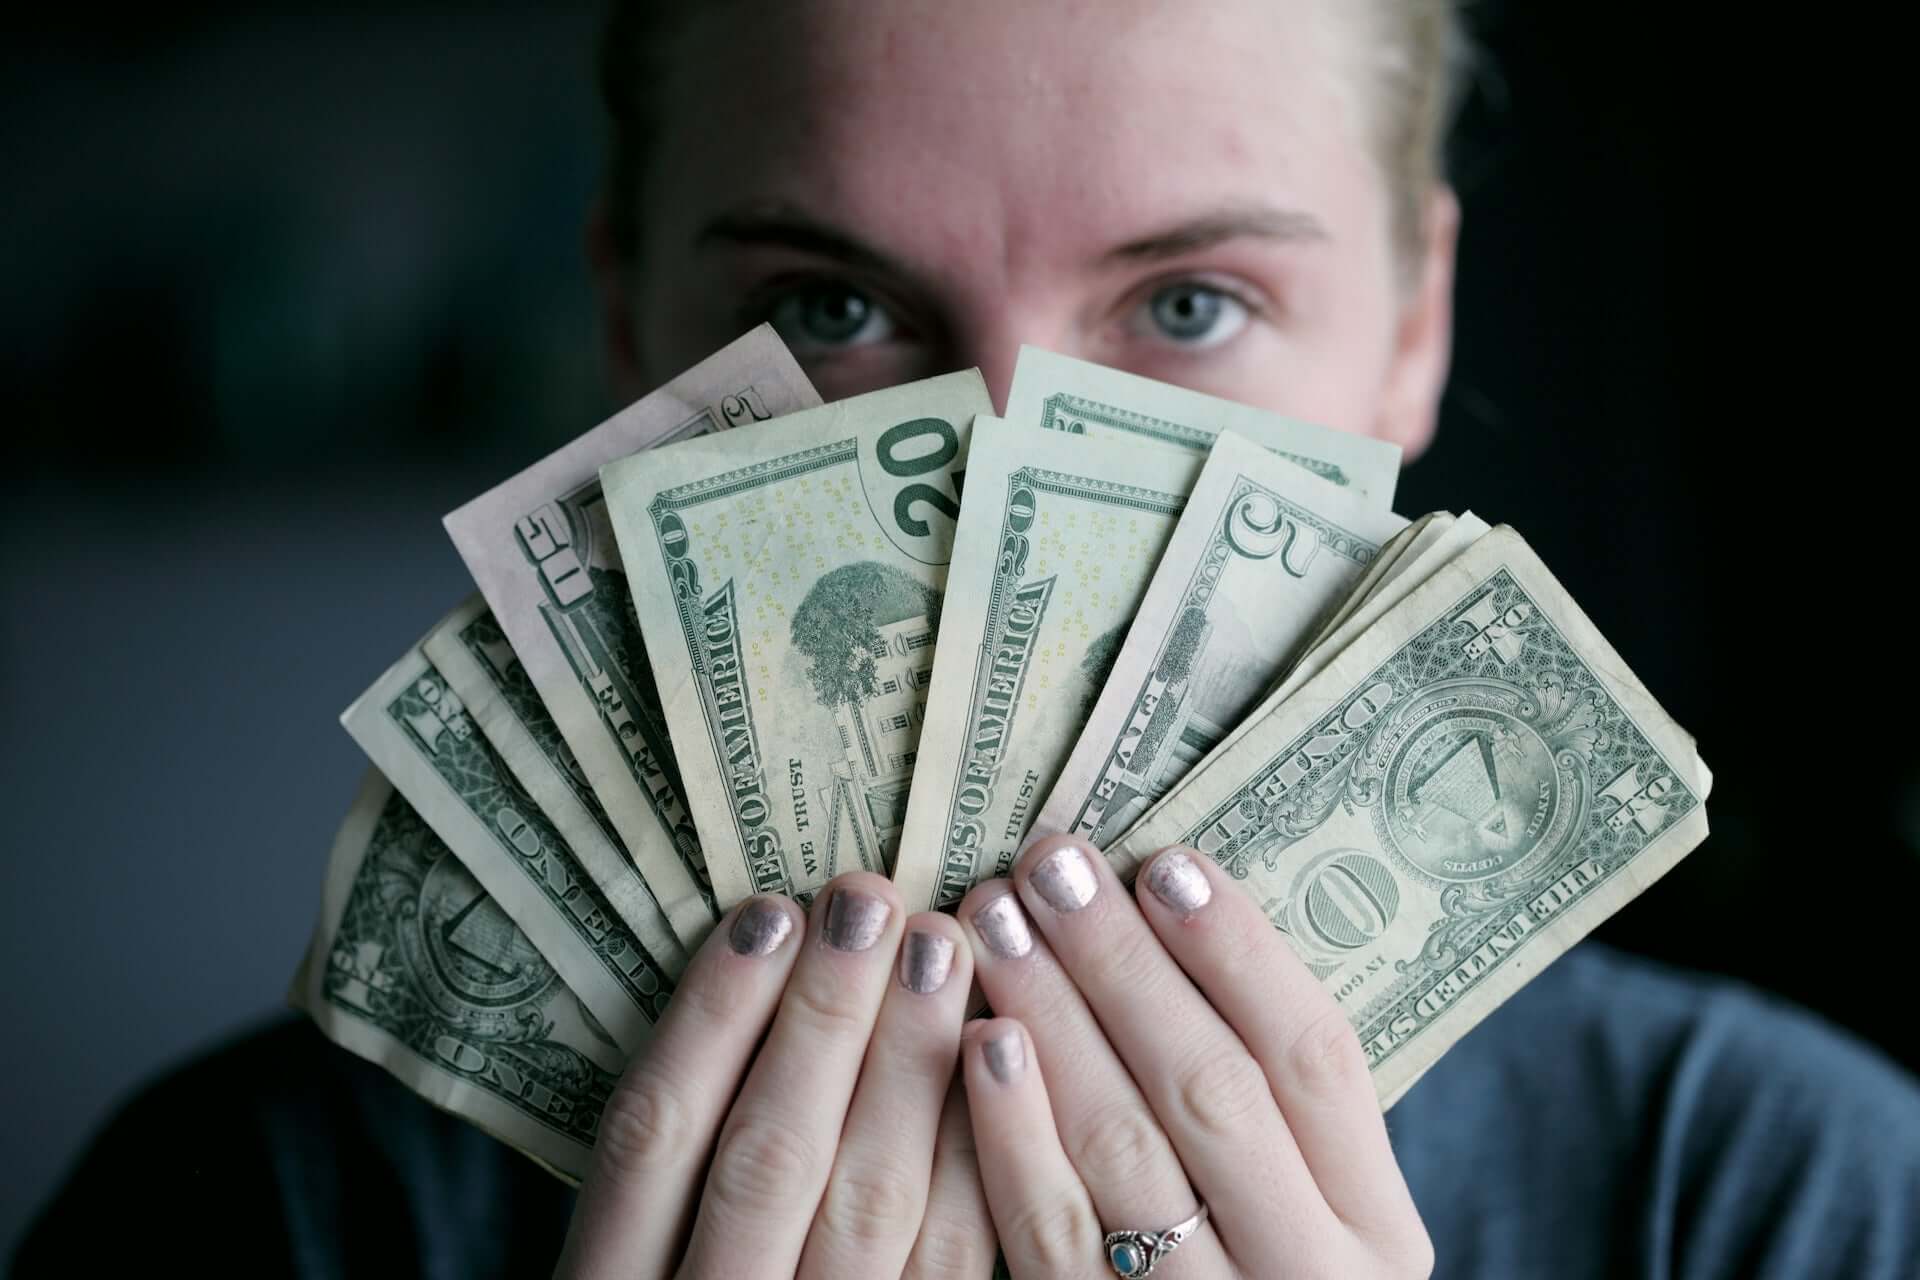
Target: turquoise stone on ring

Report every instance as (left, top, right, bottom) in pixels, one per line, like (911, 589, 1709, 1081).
(1110, 1241, 1145, 1275)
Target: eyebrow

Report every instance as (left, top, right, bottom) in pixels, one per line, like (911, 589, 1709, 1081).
(1101, 206, 1330, 264)
(696, 206, 902, 276)
(694, 201, 1329, 276)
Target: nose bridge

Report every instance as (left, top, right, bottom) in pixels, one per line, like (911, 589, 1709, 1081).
(945, 302, 1069, 418)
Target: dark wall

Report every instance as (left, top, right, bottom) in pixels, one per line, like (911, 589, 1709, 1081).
(3, 2, 1909, 1256)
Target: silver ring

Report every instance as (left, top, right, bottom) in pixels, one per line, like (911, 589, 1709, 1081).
(1104, 1202, 1208, 1277)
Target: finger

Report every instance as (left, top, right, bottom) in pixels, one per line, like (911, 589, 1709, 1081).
(799, 912, 974, 1278)
(1013, 833, 1329, 1256)
(903, 1079, 998, 1280)
(959, 882, 1233, 1276)
(556, 894, 803, 1280)
(678, 872, 904, 1279)
(961, 1019, 1106, 1280)
(1136, 845, 1421, 1238)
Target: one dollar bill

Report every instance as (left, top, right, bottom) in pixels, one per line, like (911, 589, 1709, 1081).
(1037, 429, 1408, 848)
(342, 618, 677, 1053)
(291, 770, 621, 1183)
(423, 596, 689, 974)
(1108, 526, 1709, 1105)
(444, 326, 820, 948)
(603, 371, 991, 908)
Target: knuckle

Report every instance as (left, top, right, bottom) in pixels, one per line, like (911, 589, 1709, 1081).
(1378, 1221, 1437, 1278)
(905, 1211, 990, 1279)
(706, 1112, 820, 1216)
(816, 1157, 925, 1248)
(786, 972, 875, 1039)
(1097, 924, 1168, 992)
(1170, 1047, 1274, 1142)
(593, 1068, 693, 1185)
(1069, 1100, 1168, 1187)
(1003, 1194, 1102, 1274)
(1282, 1005, 1369, 1100)
(671, 962, 749, 1025)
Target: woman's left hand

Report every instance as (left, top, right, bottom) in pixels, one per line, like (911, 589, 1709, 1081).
(954, 833, 1435, 1279)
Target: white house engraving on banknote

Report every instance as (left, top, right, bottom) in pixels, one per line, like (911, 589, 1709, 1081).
(623, 396, 977, 903)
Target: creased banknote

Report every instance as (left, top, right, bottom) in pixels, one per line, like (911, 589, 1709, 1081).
(291, 770, 622, 1183)
(342, 621, 676, 1053)
(1037, 430, 1408, 848)
(1004, 346, 1402, 506)
(444, 326, 819, 948)
(602, 371, 991, 908)
(1109, 526, 1709, 1105)
(892, 416, 1202, 912)
(424, 597, 688, 972)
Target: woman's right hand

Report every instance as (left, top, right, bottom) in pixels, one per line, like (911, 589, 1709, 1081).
(554, 870, 993, 1279)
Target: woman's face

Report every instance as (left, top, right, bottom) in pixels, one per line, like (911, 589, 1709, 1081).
(599, 0, 1457, 458)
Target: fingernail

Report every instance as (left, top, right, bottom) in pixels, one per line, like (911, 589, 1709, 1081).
(982, 1030, 1026, 1084)
(899, 930, 955, 994)
(1029, 842, 1099, 913)
(729, 897, 794, 956)
(1145, 849, 1213, 914)
(970, 892, 1033, 959)
(824, 886, 891, 952)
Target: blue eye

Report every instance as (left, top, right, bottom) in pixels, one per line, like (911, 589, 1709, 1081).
(1140, 282, 1249, 348)
(767, 283, 897, 351)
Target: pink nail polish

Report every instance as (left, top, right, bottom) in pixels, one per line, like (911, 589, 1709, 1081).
(971, 893, 1033, 959)
(982, 1030, 1025, 1084)
(1144, 850, 1213, 914)
(1029, 842, 1100, 913)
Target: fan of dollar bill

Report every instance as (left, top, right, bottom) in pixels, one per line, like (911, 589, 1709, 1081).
(290, 325, 1711, 1181)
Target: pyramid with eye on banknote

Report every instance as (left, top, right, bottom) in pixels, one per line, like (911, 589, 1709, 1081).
(290, 326, 1711, 1179)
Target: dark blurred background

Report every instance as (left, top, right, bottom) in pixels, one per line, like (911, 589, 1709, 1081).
(2, 2, 1910, 1256)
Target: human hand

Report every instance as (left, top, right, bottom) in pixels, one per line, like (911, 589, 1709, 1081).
(955, 835, 1434, 1279)
(555, 871, 995, 1279)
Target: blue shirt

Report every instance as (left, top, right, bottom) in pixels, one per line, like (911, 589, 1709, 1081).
(16, 944, 1920, 1277)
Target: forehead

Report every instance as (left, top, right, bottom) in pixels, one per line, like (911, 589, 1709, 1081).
(645, 0, 1378, 266)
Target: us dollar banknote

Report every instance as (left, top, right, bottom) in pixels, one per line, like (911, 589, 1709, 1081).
(892, 417, 1202, 912)
(1108, 526, 1709, 1105)
(1036, 430, 1408, 848)
(423, 597, 689, 972)
(444, 326, 819, 949)
(1004, 346, 1403, 506)
(291, 770, 623, 1183)
(602, 371, 991, 908)
(343, 620, 677, 1053)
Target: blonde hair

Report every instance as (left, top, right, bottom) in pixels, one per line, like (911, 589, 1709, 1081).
(599, 1, 1470, 272)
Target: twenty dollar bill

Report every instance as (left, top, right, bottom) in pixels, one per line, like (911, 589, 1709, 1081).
(603, 371, 991, 908)
(893, 417, 1200, 912)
